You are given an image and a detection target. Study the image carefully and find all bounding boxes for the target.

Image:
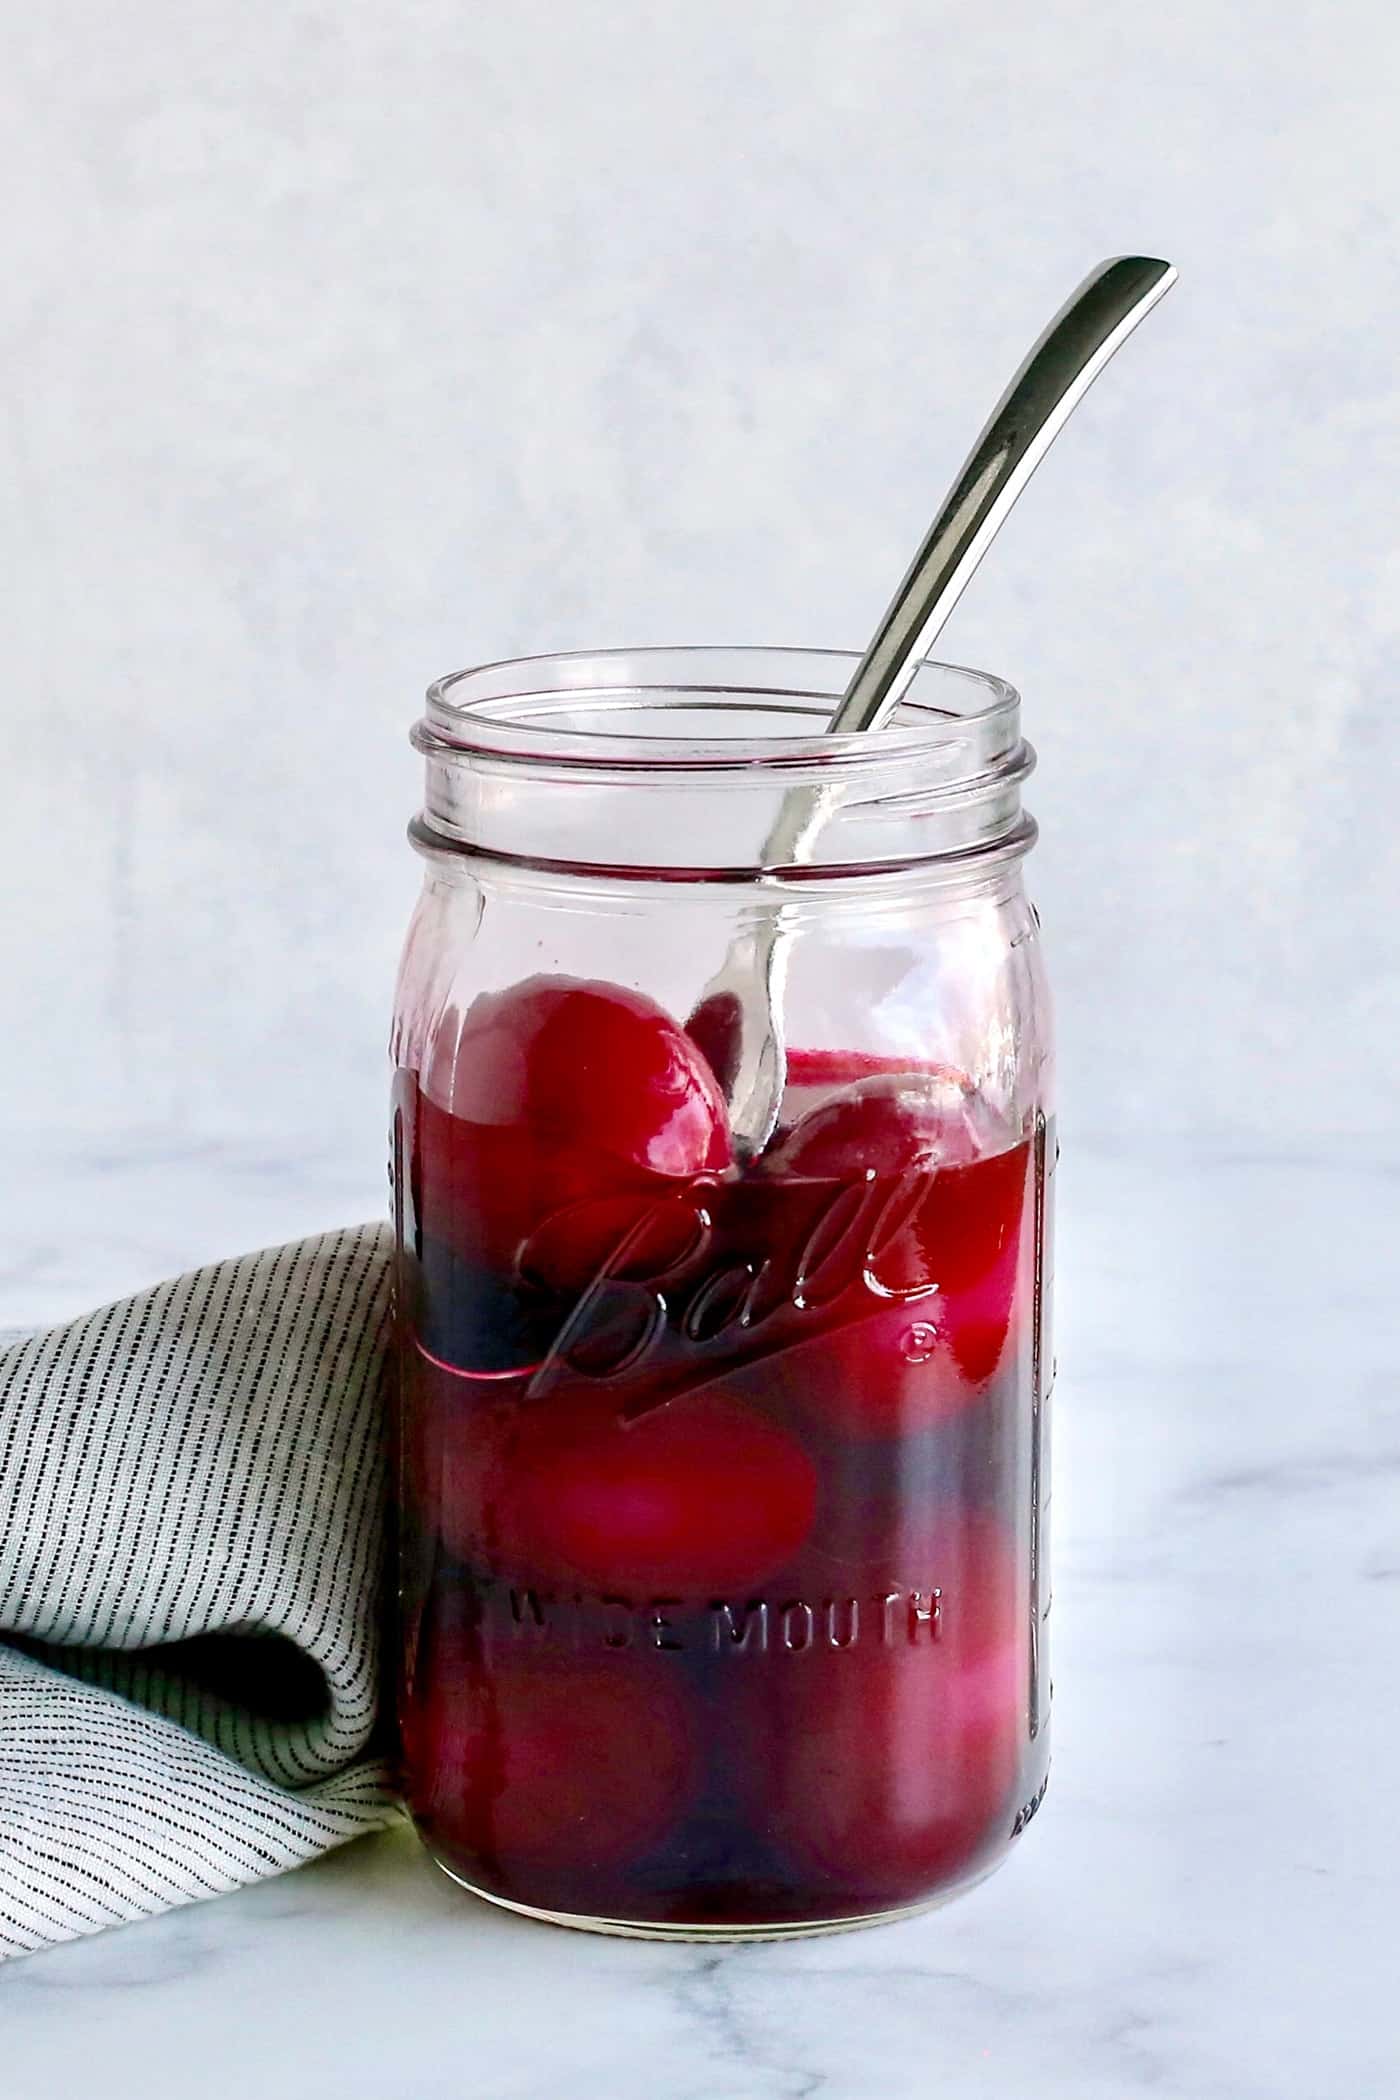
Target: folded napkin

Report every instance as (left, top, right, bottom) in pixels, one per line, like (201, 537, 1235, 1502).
(0, 1225, 400, 1961)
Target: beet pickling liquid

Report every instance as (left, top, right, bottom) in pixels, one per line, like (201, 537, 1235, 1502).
(394, 1017, 1052, 1932)
(392, 648, 1054, 1938)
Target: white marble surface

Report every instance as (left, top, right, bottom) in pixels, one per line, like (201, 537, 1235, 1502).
(2, 1133, 1395, 2096)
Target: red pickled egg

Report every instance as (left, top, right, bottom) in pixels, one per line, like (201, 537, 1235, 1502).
(427, 974, 732, 1173)
(757, 1071, 1029, 1435)
(416, 975, 731, 1296)
(427, 1376, 818, 1594)
(739, 1508, 1027, 1893)
(764, 1068, 1012, 1178)
(405, 1644, 695, 1873)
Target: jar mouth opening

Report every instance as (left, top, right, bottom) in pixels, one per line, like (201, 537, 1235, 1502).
(420, 646, 1020, 777)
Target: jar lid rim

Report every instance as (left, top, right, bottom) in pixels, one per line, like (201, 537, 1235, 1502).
(421, 646, 1020, 775)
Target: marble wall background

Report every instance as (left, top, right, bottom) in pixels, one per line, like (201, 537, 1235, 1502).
(4, 1, 1398, 1167)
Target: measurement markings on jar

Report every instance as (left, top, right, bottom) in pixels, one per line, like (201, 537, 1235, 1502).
(1028, 1109, 1056, 1740)
(1011, 1772, 1049, 1837)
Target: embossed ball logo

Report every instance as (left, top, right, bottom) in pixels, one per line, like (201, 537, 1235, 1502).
(517, 1165, 944, 1412)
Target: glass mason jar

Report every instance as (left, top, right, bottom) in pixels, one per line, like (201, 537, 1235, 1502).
(390, 647, 1054, 1940)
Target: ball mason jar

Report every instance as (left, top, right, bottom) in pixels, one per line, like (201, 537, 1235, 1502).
(391, 647, 1054, 1940)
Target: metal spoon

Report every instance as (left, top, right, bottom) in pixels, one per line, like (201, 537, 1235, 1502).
(689, 254, 1177, 1159)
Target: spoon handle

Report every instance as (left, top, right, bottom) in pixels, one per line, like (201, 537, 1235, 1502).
(827, 254, 1176, 738)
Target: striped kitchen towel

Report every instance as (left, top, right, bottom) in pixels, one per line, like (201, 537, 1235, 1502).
(0, 1225, 400, 1961)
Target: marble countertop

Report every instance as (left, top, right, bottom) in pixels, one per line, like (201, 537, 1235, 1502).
(1, 1133, 1395, 2098)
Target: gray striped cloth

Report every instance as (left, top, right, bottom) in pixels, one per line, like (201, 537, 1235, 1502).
(0, 1225, 400, 1961)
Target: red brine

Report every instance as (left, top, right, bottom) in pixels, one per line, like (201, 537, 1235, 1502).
(395, 976, 1049, 1929)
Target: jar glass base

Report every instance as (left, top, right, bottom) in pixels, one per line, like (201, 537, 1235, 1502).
(426, 1847, 1003, 1944)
